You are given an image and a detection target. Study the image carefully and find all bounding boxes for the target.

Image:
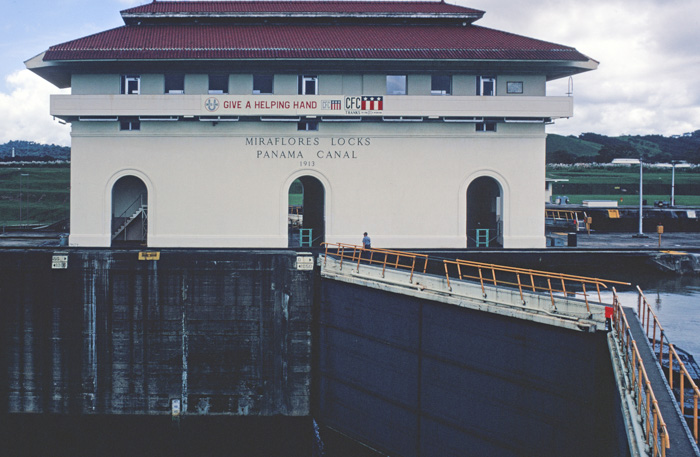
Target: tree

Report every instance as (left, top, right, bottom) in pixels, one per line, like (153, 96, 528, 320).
(596, 145, 637, 163)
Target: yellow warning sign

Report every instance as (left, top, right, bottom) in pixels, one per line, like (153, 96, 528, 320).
(138, 251, 160, 261)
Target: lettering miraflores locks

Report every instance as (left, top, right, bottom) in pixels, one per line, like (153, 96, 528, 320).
(248, 137, 369, 161)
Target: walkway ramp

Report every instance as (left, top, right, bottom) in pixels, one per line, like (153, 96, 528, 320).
(318, 243, 699, 457)
(610, 297, 700, 457)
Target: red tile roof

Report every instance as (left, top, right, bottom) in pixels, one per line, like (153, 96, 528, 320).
(121, 1, 482, 15)
(43, 24, 589, 62)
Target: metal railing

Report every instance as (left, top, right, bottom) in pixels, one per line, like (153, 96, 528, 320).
(612, 289, 670, 456)
(637, 287, 699, 443)
(443, 259, 629, 313)
(545, 209, 584, 221)
(322, 243, 428, 283)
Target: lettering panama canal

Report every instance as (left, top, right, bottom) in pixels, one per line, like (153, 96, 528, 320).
(248, 137, 370, 160)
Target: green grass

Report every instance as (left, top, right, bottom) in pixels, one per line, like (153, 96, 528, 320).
(0, 164, 70, 226)
(548, 165, 700, 206)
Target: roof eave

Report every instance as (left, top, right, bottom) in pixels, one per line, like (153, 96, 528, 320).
(25, 52, 72, 88)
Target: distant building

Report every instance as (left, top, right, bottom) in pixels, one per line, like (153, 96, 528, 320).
(26, 1, 596, 248)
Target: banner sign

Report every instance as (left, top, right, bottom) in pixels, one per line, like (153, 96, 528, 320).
(202, 95, 385, 116)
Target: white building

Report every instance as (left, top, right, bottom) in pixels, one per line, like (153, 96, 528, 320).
(26, 1, 597, 249)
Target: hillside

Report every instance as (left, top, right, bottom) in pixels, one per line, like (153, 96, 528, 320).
(0, 140, 70, 161)
(547, 131, 700, 164)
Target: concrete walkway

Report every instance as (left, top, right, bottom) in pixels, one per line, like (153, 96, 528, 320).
(623, 307, 700, 457)
(553, 232, 700, 250)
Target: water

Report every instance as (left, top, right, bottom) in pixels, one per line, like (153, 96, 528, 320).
(602, 275, 700, 358)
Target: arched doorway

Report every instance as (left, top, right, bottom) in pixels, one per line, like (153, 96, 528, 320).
(111, 176, 148, 246)
(467, 176, 502, 248)
(288, 176, 325, 247)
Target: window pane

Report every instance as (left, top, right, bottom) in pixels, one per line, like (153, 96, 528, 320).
(253, 75, 273, 94)
(479, 76, 496, 96)
(209, 74, 228, 94)
(122, 75, 140, 95)
(299, 75, 318, 95)
(476, 122, 496, 132)
(120, 121, 140, 131)
(431, 75, 451, 95)
(165, 74, 185, 93)
(297, 121, 318, 131)
(386, 75, 406, 95)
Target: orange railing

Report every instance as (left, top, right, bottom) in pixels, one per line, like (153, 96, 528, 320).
(443, 259, 629, 313)
(613, 290, 670, 456)
(637, 287, 699, 444)
(545, 209, 584, 221)
(321, 243, 428, 282)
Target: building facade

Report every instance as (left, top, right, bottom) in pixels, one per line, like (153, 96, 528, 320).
(27, 1, 597, 249)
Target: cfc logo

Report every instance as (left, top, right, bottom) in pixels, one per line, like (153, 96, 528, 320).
(345, 97, 362, 110)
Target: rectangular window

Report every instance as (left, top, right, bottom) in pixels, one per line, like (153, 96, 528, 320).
(476, 122, 497, 132)
(121, 75, 140, 95)
(120, 120, 140, 131)
(507, 81, 524, 94)
(477, 76, 496, 96)
(431, 74, 451, 95)
(386, 75, 407, 95)
(165, 74, 185, 94)
(297, 120, 319, 131)
(298, 75, 318, 95)
(253, 75, 274, 94)
(208, 74, 229, 94)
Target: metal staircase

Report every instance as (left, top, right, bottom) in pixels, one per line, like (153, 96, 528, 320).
(112, 194, 147, 241)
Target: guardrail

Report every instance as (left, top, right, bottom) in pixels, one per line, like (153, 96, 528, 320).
(321, 243, 428, 282)
(545, 209, 584, 221)
(637, 287, 699, 444)
(443, 259, 628, 313)
(613, 289, 670, 456)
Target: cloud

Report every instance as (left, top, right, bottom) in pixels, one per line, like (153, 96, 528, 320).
(0, 70, 70, 146)
(459, 0, 700, 137)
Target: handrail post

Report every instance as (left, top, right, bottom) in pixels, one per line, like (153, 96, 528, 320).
(478, 267, 486, 297)
(669, 345, 674, 389)
(516, 273, 524, 304)
(560, 277, 566, 297)
(694, 392, 698, 443)
(681, 373, 685, 417)
(581, 283, 590, 314)
(547, 278, 555, 310)
(638, 289, 643, 323)
(443, 261, 452, 290)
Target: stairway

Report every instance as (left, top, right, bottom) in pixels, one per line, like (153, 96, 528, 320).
(112, 204, 147, 240)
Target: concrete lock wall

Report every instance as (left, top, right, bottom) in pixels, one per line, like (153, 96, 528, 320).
(318, 280, 629, 457)
(0, 249, 313, 416)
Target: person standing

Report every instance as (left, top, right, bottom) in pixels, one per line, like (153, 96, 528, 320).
(362, 232, 371, 249)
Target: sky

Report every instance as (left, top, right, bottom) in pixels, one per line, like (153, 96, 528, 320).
(1, 0, 699, 146)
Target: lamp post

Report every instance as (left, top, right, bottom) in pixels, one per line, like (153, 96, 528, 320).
(670, 160, 690, 207)
(612, 158, 645, 237)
